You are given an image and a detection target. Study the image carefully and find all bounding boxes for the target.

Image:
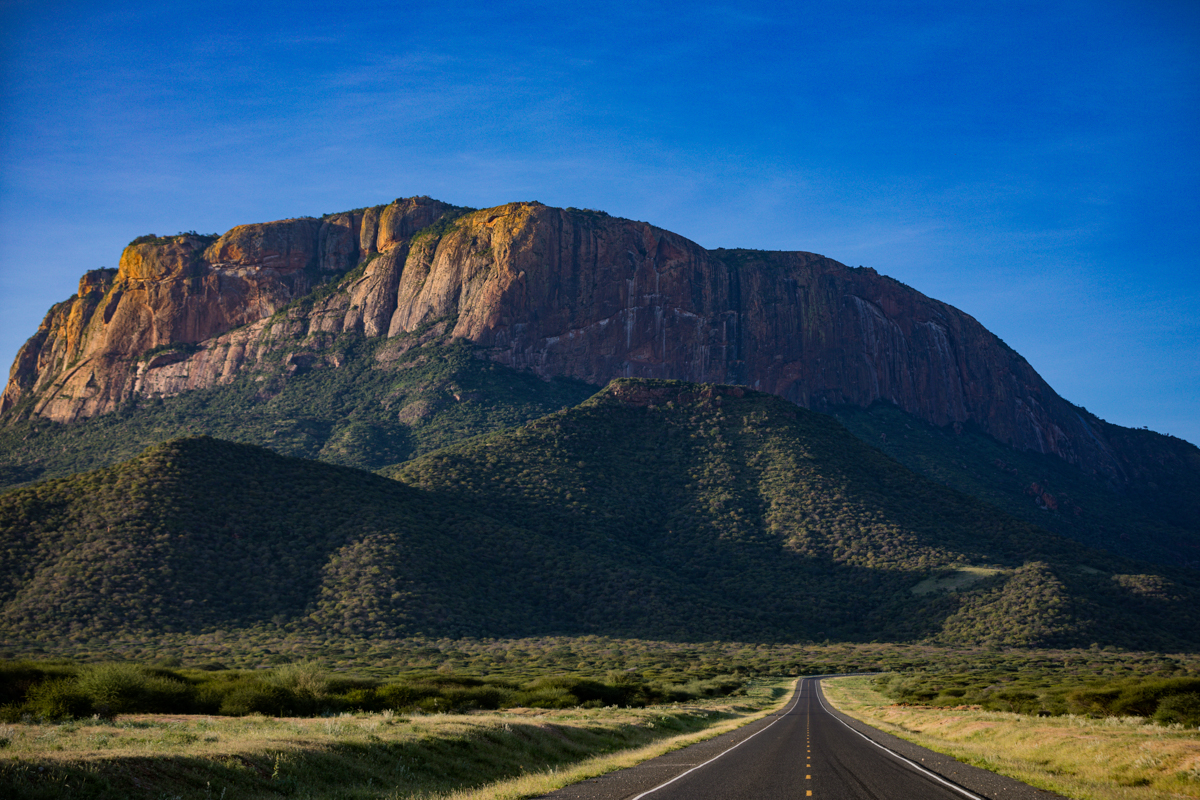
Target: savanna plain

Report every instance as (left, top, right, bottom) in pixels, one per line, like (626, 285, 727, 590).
(2, 642, 1199, 799)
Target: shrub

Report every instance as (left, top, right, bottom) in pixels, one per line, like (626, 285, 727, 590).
(17, 679, 92, 720)
(265, 662, 332, 715)
(438, 685, 512, 711)
(1153, 693, 1200, 726)
(1066, 685, 1123, 716)
(515, 685, 578, 709)
(1111, 678, 1200, 717)
(218, 682, 291, 716)
(76, 663, 151, 715)
(377, 682, 424, 710)
(984, 690, 1040, 714)
(75, 663, 192, 715)
(267, 661, 330, 700)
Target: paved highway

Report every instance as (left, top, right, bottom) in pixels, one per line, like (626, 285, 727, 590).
(540, 678, 1061, 800)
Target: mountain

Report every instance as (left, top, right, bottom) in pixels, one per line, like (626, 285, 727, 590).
(2, 380, 1197, 650)
(2, 197, 1197, 568)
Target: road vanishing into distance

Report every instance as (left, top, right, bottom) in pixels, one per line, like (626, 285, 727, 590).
(541, 678, 1062, 800)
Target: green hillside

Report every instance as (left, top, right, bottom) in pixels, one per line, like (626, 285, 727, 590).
(383, 380, 1200, 650)
(2, 379, 1197, 650)
(0, 332, 596, 489)
(833, 402, 1200, 568)
(2, 327, 1194, 579)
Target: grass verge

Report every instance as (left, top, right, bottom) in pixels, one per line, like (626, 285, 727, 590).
(0, 679, 794, 799)
(822, 676, 1200, 800)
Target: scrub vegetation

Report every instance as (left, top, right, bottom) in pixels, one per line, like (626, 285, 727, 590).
(4, 649, 1199, 798)
(0, 678, 793, 800)
(0, 660, 746, 722)
(872, 669, 1200, 725)
(2, 381, 1199, 649)
(834, 402, 1200, 569)
(0, 335, 596, 489)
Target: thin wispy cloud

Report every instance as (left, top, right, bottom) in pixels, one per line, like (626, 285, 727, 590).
(0, 0, 1196, 442)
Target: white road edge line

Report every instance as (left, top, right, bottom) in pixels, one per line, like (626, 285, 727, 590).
(627, 680, 804, 800)
(815, 678, 987, 800)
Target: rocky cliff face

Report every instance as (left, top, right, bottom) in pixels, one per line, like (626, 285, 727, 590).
(0, 198, 1146, 481)
(0, 197, 453, 421)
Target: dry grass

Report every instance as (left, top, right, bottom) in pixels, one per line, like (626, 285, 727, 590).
(440, 682, 797, 800)
(910, 566, 1003, 595)
(822, 676, 1200, 800)
(0, 680, 795, 799)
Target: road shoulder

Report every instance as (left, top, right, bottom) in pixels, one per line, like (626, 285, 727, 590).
(816, 678, 1067, 799)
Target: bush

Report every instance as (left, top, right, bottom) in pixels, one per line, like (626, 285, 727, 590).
(75, 663, 192, 715)
(267, 662, 330, 700)
(439, 685, 512, 711)
(377, 682, 424, 710)
(1066, 685, 1123, 716)
(218, 682, 292, 716)
(1153, 693, 1200, 726)
(76, 663, 151, 715)
(515, 685, 578, 709)
(1111, 678, 1200, 717)
(984, 690, 1040, 714)
(16, 678, 92, 720)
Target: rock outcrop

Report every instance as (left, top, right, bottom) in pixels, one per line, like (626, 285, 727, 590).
(0, 197, 453, 421)
(0, 198, 1162, 483)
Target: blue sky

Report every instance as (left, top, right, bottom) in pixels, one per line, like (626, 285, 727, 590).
(2, 0, 1197, 444)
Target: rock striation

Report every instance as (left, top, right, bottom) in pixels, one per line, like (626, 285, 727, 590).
(0, 198, 1170, 483)
(1, 198, 451, 421)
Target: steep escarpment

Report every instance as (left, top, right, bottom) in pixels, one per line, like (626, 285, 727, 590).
(0, 197, 458, 421)
(2, 200, 1187, 492)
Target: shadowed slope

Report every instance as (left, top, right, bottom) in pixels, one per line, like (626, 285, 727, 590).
(385, 379, 1200, 649)
(2, 380, 1198, 648)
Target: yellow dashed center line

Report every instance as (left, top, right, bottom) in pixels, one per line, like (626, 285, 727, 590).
(805, 682, 813, 794)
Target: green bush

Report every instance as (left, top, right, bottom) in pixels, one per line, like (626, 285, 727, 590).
(515, 685, 578, 709)
(376, 682, 423, 710)
(15, 678, 92, 720)
(983, 690, 1040, 714)
(267, 661, 330, 700)
(1110, 678, 1200, 717)
(1153, 692, 1200, 726)
(1067, 685, 1123, 716)
(218, 681, 292, 716)
(76, 663, 150, 715)
(75, 663, 192, 715)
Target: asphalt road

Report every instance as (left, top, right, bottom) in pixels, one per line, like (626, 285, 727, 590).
(540, 678, 1064, 800)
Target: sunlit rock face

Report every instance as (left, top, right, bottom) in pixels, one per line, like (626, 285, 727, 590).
(3, 198, 1122, 479)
